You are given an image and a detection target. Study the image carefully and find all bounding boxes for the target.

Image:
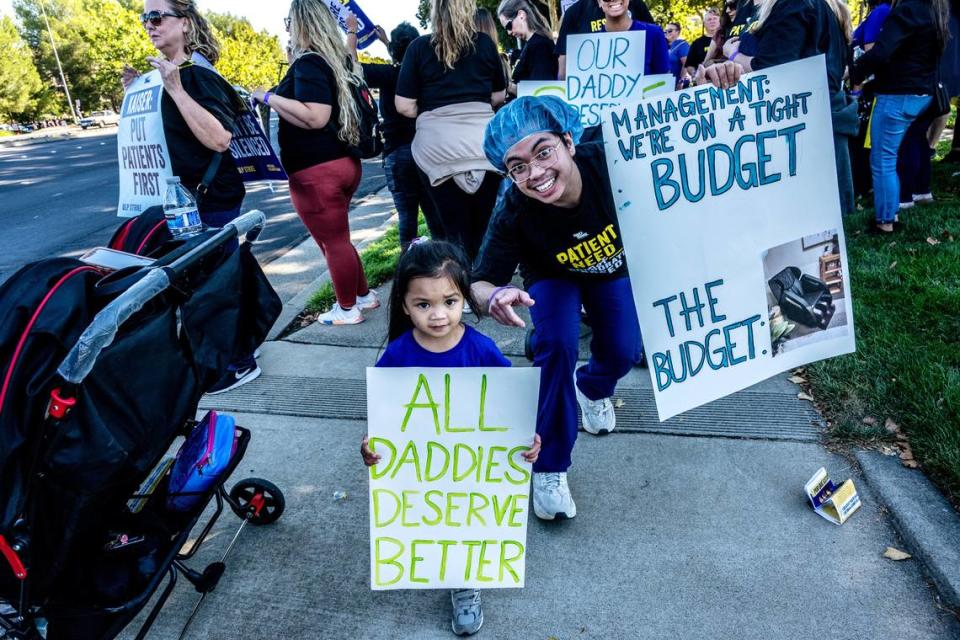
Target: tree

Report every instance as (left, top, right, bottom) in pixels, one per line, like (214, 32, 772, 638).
(207, 13, 285, 89)
(0, 16, 43, 121)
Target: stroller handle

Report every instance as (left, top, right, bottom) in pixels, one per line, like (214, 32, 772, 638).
(57, 211, 267, 384)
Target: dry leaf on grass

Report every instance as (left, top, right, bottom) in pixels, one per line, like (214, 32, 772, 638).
(614, 398, 625, 408)
(788, 375, 807, 384)
(926, 237, 940, 246)
(797, 392, 814, 402)
(884, 418, 900, 434)
(862, 416, 878, 427)
(888, 261, 898, 270)
(899, 446, 914, 461)
(880, 445, 899, 456)
(903, 459, 920, 469)
(883, 547, 912, 561)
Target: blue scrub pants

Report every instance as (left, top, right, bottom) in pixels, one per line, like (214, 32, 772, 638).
(528, 276, 640, 472)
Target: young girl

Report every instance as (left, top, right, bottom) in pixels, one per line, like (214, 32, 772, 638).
(361, 239, 541, 636)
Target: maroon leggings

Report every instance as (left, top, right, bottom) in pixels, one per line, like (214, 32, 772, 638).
(289, 156, 368, 308)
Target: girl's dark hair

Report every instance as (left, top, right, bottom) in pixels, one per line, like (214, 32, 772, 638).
(387, 240, 479, 341)
(389, 22, 420, 64)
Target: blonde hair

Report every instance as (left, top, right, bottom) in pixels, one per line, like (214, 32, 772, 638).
(754, 0, 852, 42)
(289, 0, 362, 146)
(167, 0, 221, 65)
(431, 0, 478, 70)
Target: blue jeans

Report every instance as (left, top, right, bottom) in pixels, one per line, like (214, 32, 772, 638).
(528, 276, 641, 472)
(870, 95, 932, 223)
(383, 144, 441, 248)
(201, 206, 242, 253)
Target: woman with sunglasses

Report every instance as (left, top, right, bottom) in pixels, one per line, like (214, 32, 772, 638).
(497, 0, 558, 97)
(251, 0, 376, 326)
(123, 1, 260, 393)
(123, 1, 244, 229)
(471, 96, 641, 524)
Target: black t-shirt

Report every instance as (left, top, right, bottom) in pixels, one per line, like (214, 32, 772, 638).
(473, 142, 627, 288)
(396, 34, 507, 113)
(513, 33, 559, 82)
(686, 35, 712, 69)
(751, 0, 848, 95)
(727, 0, 761, 38)
(362, 62, 415, 156)
(851, 0, 940, 95)
(161, 63, 245, 213)
(555, 0, 655, 56)
(274, 54, 351, 174)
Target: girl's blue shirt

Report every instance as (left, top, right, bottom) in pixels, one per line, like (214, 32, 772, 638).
(376, 325, 511, 368)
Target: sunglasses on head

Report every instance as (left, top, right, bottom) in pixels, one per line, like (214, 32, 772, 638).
(140, 10, 182, 26)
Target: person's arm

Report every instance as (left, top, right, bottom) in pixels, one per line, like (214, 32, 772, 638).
(121, 64, 141, 91)
(851, 6, 912, 84)
(558, 55, 567, 79)
(346, 13, 360, 61)
(252, 57, 334, 129)
(149, 57, 232, 152)
(693, 60, 743, 88)
(723, 37, 754, 72)
(395, 40, 420, 118)
(649, 29, 671, 75)
(395, 96, 418, 118)
(492, 90, 507, 107)
(471, 281, 535, 328)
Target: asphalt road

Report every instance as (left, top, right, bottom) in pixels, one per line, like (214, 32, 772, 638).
(0, 129, 386, 286)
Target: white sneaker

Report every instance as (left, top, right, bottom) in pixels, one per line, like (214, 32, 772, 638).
(574, 376, 616, 434)
(899, 201, 915, 210)
(316, 303, 364, 326)
(913, 193, 934, 204)
(356, 289, 380, 310)
(532, 472, 576, 520)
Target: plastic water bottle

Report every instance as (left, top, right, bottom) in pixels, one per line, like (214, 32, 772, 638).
(163, 176, 202, 239)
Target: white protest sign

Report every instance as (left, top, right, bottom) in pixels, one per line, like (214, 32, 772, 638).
(565, 31, 646, 127)
(600, 56, 855, 420)
(366, 368, 540, 590)
(116, 70, 173, 217)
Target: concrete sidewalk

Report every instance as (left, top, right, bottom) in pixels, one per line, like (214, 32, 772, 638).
(125, 196, 960, 639)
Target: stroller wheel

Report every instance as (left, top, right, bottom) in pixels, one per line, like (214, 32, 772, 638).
(229, 478, 285, 525)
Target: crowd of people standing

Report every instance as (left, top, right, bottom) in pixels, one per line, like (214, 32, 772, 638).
(121, 0, 957, 634)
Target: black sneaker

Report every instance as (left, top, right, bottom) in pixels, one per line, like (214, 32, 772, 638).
(207, 356, 261, 395)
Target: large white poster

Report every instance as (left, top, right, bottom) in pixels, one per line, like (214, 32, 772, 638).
(116, 71, 173, 218)
(366, 368, 539, 590)
(565, 32, 678, 127)
(601, 56, 856, 420)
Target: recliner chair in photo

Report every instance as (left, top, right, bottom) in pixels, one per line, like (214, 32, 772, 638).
(768, 266, 836, 329)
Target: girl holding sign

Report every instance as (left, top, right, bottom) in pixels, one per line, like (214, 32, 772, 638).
(472, 97, 641, 522)
(361, 240, 541, 636)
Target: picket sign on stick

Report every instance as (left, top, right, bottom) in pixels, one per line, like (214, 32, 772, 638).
(322, 0, 379, 49)
(600, 56, 856, 420)
(116, 71, 173, 217)
(366, 368, 540, 590)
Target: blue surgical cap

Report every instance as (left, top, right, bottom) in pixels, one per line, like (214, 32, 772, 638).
(483, 96, 584, 172)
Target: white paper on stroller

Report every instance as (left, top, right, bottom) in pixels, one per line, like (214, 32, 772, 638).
(365, 368, 540, 590)
(80, 247, 154, 271)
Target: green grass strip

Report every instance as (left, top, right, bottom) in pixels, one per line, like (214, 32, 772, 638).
(808, 127, 960, 502)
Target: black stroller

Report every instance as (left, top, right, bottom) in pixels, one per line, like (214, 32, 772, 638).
(0, 211, 284, 639)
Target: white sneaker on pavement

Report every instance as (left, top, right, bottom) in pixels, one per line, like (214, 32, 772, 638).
(316, 303, 364, 326)
(574, 376, 616, 434)
(532, 472, 576, 520)
(356, 289, 380, 310)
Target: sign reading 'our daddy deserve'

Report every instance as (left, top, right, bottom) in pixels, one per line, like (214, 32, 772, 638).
(366, 368, 539, 590)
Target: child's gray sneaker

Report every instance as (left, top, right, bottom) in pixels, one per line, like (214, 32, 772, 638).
(450, 589, 483, 636)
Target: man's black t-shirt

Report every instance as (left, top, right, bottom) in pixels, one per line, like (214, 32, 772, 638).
(473, 142, 627, 288)
(161, 63, 244, 213)
(362, 62, 415, 156)
(274, 54, 351, 174)
(513, 33, 559, 82)
(752, 0, 848, 95)
(685, 34, 712, 69)
(396, 34, 506, 113)
(555, 0, 655, 56)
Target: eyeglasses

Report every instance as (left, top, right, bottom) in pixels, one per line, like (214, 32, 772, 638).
(506, 140, 564, 183)
(505, 18, 514, 32)
(725, 3, 737, 10)
(140, 10, 183, 27)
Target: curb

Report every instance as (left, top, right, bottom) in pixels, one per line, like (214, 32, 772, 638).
(264, 189, 397, 342)
(855, 450, 960, 610)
